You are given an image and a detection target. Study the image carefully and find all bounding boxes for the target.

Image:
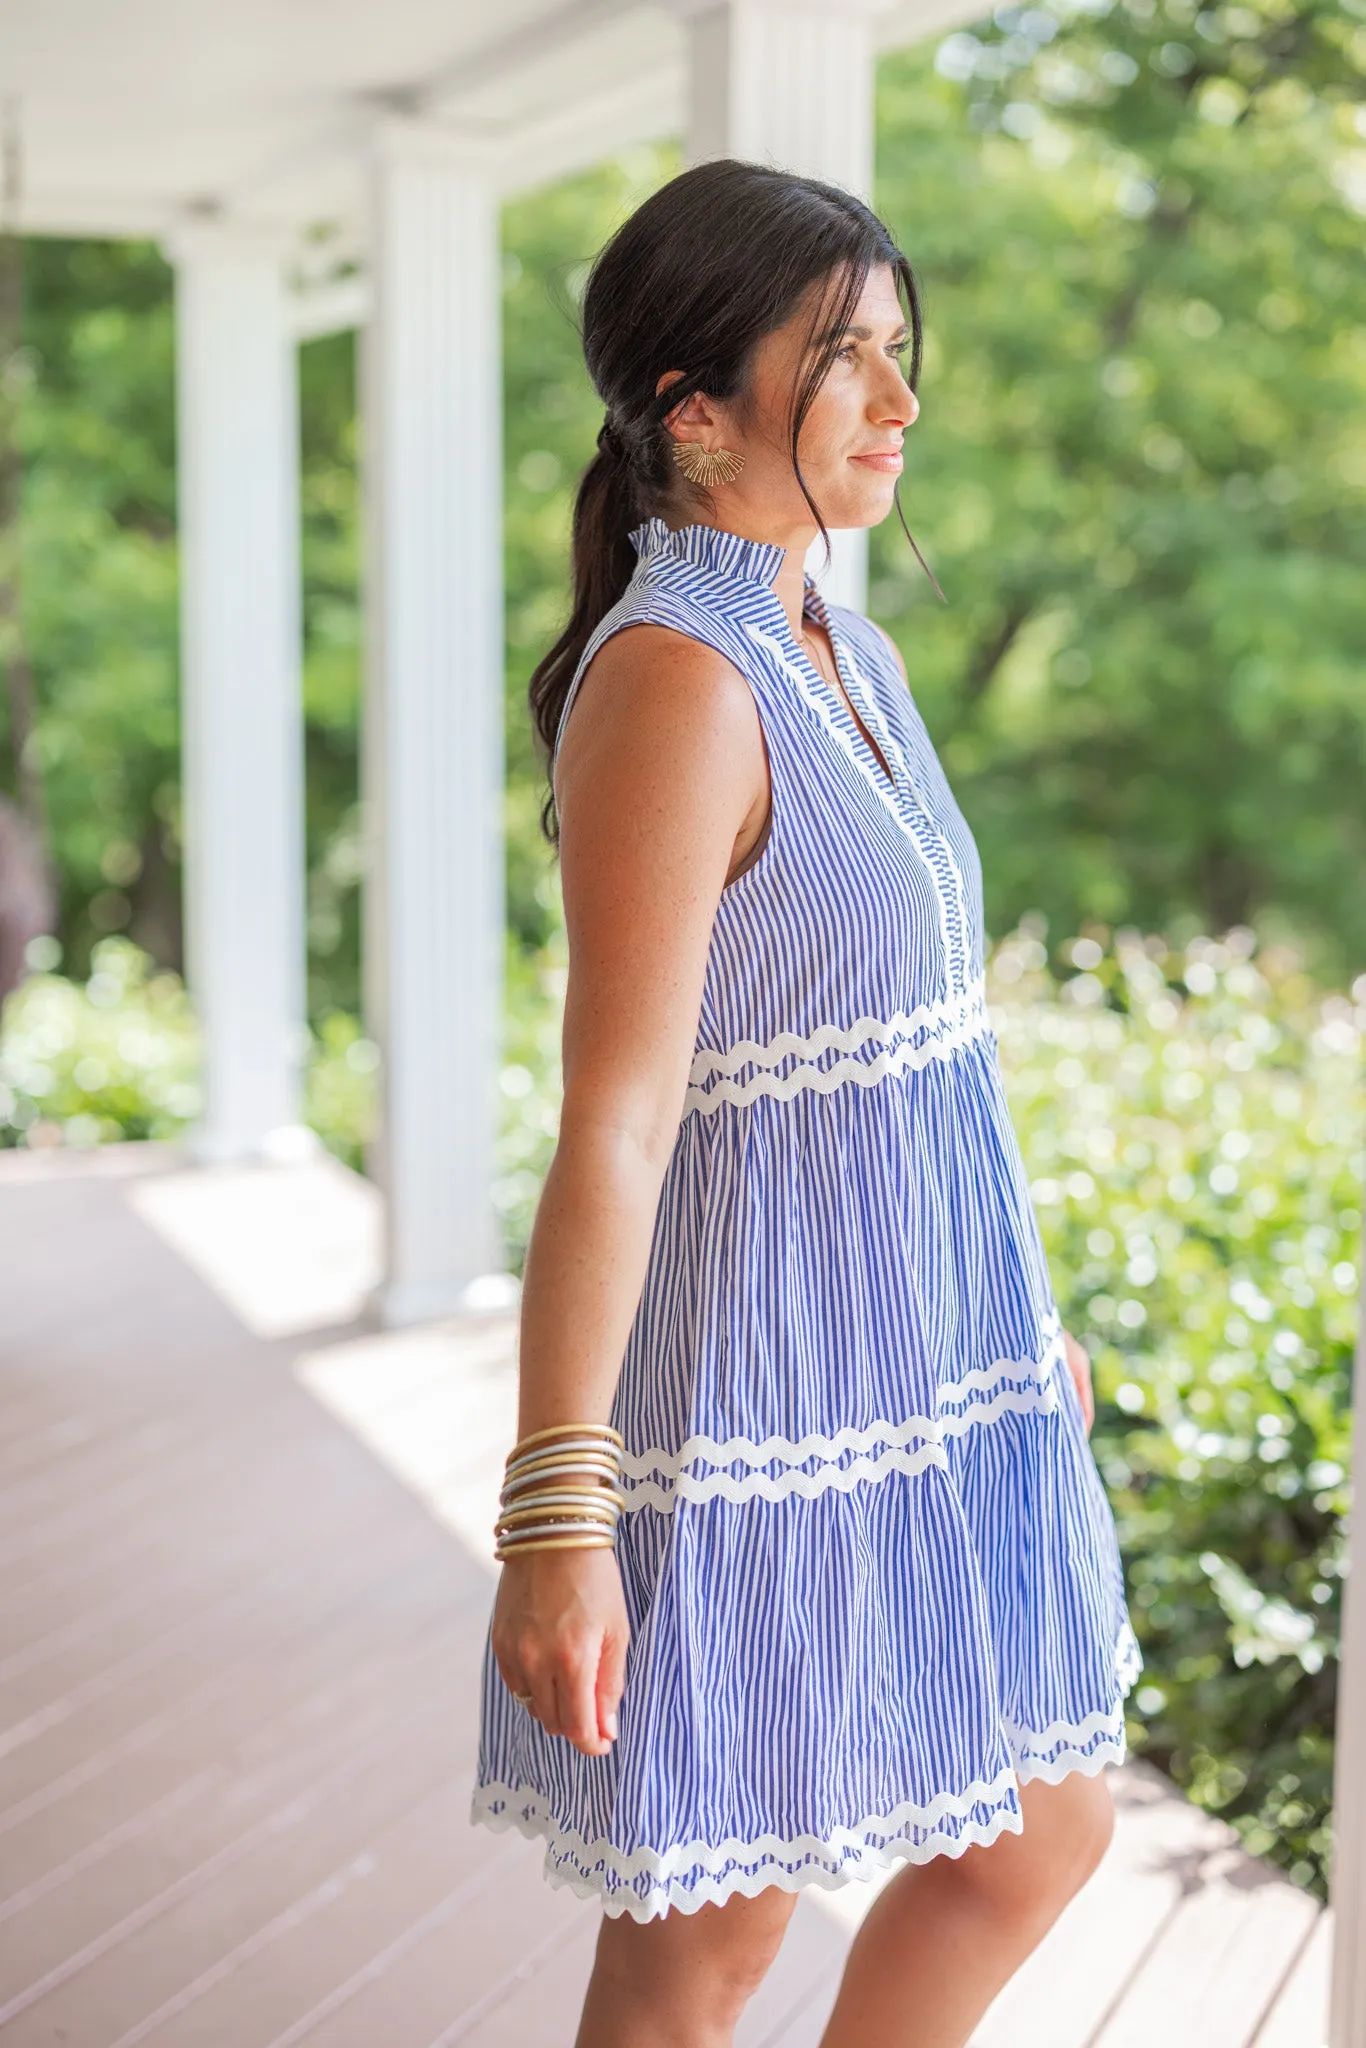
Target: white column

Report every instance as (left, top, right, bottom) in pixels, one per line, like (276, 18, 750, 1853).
(361, 119, 504, 1327)
(1330, 1225, 1366, 2046)
(671, 0, 887, 613)
(169, 225, 310, 1165)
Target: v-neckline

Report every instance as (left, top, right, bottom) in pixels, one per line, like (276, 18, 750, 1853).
(794, 587, 898, 792)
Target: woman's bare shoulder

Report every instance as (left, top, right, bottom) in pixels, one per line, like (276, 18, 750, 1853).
(555, 621, 759, 789)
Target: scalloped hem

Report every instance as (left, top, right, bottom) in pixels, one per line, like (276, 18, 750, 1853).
(469, 1776, 1028, 1923)
(470, 1680, 1134, 1923)
(470, 1616, 1143, 1923)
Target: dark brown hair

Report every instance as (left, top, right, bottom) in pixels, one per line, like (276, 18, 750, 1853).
(529, 157, 930, 838)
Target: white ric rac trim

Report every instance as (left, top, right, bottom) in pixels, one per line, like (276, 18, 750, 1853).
(471, 1768, 1026, 1923)
(684, 983, 991, 1117)
(689, 982, 987, 1083)
(471, 1630, 1134, 1927)
(618, 1321, 1067, 1512)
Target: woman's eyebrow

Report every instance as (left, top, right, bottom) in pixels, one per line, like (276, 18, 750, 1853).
(823, 321, 912, 344)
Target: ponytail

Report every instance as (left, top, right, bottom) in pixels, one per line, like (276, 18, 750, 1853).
(527, 421, 642, 841)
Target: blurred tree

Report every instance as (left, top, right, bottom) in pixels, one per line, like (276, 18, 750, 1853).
(13, 238, 181, 979)
(873, 0, 1366, 981)
(295, 326, 364, 1021)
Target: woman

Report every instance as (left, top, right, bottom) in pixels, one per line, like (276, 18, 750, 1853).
(471, 158, 1142, 2047)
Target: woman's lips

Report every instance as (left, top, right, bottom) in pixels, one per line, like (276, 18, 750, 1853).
(849, 450, 904, 473)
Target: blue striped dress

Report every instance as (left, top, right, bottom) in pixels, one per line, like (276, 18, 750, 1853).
(471, 516, 1142, 1923)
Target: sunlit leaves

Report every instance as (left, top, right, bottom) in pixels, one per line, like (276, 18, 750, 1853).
(991, 919, 1363, 1892)
(873, 4, 1366, 979)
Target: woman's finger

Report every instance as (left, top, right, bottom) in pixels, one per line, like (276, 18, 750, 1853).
(557, 1643, 607, 1755)
(1063, 1328, 1095, 1433)
(596, 1622, 629, 1746)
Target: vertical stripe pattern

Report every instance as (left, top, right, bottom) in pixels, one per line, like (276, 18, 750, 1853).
(472, 519, 1142, 1922)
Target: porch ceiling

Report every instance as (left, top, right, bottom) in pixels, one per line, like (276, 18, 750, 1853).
(3, 0, 977, 247)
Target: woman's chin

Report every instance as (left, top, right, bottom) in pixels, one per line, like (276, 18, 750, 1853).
(823, 479, 900, 530)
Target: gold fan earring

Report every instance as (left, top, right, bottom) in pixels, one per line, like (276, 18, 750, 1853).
(672, 440, 746, 487)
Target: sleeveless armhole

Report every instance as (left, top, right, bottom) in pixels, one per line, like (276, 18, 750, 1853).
(552, 609, 778, 898)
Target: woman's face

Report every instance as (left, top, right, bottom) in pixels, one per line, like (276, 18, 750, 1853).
(661, 262, 920, 539)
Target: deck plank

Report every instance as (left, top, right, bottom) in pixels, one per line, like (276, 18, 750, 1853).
(1092, 1842, 1322, 2048)
(273, 1830, 593, 2048)
(453, 1905, 601, 2048)
(1251, 1906, 1333, 2048)
(0, 1544, 468, 1878)
(70, 1778, 493, 2048)
(0, 1605, 473, 1989)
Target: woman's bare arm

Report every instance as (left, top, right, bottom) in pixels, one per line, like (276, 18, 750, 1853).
(492, 622, 768, 1755)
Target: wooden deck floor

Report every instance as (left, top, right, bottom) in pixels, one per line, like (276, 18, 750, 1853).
(0, 1141, 1332, 2046)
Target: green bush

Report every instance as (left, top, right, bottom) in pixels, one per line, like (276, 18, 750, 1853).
(991, 922, 1362, 1896)
(0, 936, 200, 1145)
(0, 933, 565, 1231)
(3, 920, 1360, 1895)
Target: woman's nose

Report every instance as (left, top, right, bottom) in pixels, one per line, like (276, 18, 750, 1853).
(876, 382, 919, 428)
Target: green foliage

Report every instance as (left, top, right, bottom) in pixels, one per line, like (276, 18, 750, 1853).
(301, 1004, 377, 1174)
(297, 329, 366, 1022)
(0, 926, 570, 1277)
(494, 914, 568, 1264)
(873, 0, 1366, 982)
(0, 935, 199, 1144)
(3, 249, 377, 1010)
(11, 242, 181, 974)
(989, 920, 1363, 1894)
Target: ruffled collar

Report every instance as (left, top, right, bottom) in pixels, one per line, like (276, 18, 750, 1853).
(629, 516, 797, 593)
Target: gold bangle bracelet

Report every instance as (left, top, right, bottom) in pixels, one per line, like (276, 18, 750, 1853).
(496, 1495, 621, 1520)
(500, 1478, 626, 1502)
(496, 1520, 620, 1545)
(497, 1524, 619, 1545)
(505, 1436, 625, 1467)
(503, 1450, 621, 1479)
(499, 1466, 622, 1499)
(505, 1440, 622, 1468)
(500, 1482, 621, 1511)
(495, 1532, 617, 1558)
(497, 1488, 624, 1512)
(495, 1507, 620, 1533)
(504, 1443, 622, 1476)
(509, 1421, 625, 1454)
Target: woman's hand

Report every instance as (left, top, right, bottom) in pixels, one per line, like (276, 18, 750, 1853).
(491, 1547, 631, 1757)
(1062, 1328, 1095, 1433)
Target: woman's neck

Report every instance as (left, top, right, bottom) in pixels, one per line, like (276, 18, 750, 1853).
(771, 549, 813, 641)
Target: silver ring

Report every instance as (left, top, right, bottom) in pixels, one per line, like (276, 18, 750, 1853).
(512, 1690, 533, 1707)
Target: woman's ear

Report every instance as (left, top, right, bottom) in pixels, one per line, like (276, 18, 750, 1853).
(658, 380, 719, 440)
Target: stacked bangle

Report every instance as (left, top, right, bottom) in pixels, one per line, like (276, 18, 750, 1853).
(493, 1421, 626, 1562)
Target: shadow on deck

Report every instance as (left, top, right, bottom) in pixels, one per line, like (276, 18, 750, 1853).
(0, 1143, 1331, 2046)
